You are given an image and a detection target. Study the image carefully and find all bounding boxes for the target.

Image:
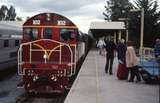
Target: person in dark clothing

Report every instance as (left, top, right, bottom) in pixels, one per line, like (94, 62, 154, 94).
(104, 38, 116, 75)
(117, 39, 127, 64)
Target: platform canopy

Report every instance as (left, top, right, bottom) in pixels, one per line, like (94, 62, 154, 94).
(89, 21, 125, 38)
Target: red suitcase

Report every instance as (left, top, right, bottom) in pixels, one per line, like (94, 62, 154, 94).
(117, 63, 128, 80)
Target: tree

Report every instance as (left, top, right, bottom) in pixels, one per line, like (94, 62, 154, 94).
(0, 5, 20, 21)
(6, 5, 16, 21)
(16, 17, 23, 21)
(0, 5, 8, 20)
(129, 0, 160, 47)
(103, 0, 133, 21)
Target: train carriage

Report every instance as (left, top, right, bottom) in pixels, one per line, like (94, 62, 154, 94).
(18, 13, 86, 93)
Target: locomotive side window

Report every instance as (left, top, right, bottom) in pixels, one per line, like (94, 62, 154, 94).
(43, 28, 52, 39)
(60, 29, 76, 42)
(24, 28, 38, 40)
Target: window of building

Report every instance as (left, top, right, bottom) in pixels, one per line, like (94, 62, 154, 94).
(4, 40, 9, 47)
(15, 40, 19, 46)
(43, 28, 52, 39)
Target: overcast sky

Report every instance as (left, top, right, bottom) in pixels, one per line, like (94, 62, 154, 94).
(0, 0, 107, 33)
(0, 0, 160, 33)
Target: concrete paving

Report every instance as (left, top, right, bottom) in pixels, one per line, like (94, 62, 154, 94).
(65, 50, 159, 103)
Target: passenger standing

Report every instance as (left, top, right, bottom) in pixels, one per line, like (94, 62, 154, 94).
(117, 39, 127, 63)
(125, 41, 141, 82)
(116, 39, 128, 80)
(104, 38, 116, 75)
(97, 39, 105, 55)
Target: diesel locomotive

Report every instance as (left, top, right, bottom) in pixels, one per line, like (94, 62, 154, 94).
(17, 13, 92, 93)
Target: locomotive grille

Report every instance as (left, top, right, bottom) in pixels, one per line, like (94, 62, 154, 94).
(18, 39, 77, 77)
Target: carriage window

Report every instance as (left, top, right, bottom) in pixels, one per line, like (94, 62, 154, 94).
(60, 29, 76, 42)
(4, 40, 9, 47)
(15, 40, 19, 46)
(24, 28, 38, 40)
(43, 28, 52, 39)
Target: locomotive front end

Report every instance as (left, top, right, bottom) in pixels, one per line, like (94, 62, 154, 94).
(18, 13, 78, 93)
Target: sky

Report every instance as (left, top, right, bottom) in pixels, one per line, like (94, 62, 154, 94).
(0, 0, 160, 33)
(0, 0, 106, 33)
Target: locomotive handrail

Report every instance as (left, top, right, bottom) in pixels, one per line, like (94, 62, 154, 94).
(18, 39, 76, 76)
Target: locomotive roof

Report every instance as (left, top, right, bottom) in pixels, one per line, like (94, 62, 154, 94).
(23, 13, 77, 28)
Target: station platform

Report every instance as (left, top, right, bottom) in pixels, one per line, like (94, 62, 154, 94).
(64, 49, 159, 103)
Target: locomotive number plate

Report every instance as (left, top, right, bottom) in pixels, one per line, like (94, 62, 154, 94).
(52, 65, 58, 69)
(57, 20, 66, 25)
(33, 20, 40, 25)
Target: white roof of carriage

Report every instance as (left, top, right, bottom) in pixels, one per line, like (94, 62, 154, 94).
(0, 21, 23, 31)
(90, 21, 125, 30)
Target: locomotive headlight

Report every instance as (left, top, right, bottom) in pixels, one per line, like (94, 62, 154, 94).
(33, 75, 39, 82)
(27, 70, 31, 76)
(43, 54, 47, 59)
(51, 76, 54, 80)
(51, 75, 57, 81)
(46, 13, 51, 21)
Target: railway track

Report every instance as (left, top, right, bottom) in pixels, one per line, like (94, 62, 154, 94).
(0, 65, 17, 80)
(15, 92, 66, 103)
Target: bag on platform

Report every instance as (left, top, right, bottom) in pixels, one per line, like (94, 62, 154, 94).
(117, 63, 128, 80)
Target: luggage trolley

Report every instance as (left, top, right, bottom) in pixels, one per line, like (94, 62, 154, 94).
(138, 48, 159, 84)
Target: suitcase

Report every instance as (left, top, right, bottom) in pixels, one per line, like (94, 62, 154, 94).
(117, 63, 128, 80)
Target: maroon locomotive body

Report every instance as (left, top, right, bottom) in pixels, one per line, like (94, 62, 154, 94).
(18, 13, 85, 93)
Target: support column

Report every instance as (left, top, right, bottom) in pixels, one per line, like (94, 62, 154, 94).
(114, 32, 116, 43)
(118, 31, 121, 40)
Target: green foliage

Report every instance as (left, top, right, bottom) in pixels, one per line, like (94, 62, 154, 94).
(0, 5, 19, 21)
(103, 0, 133, 21)
(103, 0, 160, 47)
(16, 17, 23, 21)
(129, 0, 160, 47)
(6, 6, 16, 21)
(0, 5, 8, 20)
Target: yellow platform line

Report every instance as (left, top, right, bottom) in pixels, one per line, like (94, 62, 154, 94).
(95, 52, 101, 103)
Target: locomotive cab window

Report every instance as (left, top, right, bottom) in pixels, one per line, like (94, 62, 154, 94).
(60, 29, 76, 42)
(43, 28, 52, 39)
(24, 28, 38, 40)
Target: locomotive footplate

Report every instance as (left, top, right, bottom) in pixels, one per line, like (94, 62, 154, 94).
(19, 65, 70, 93)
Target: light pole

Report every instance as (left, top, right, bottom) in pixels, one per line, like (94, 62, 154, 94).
(140, 8, 144, 56)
